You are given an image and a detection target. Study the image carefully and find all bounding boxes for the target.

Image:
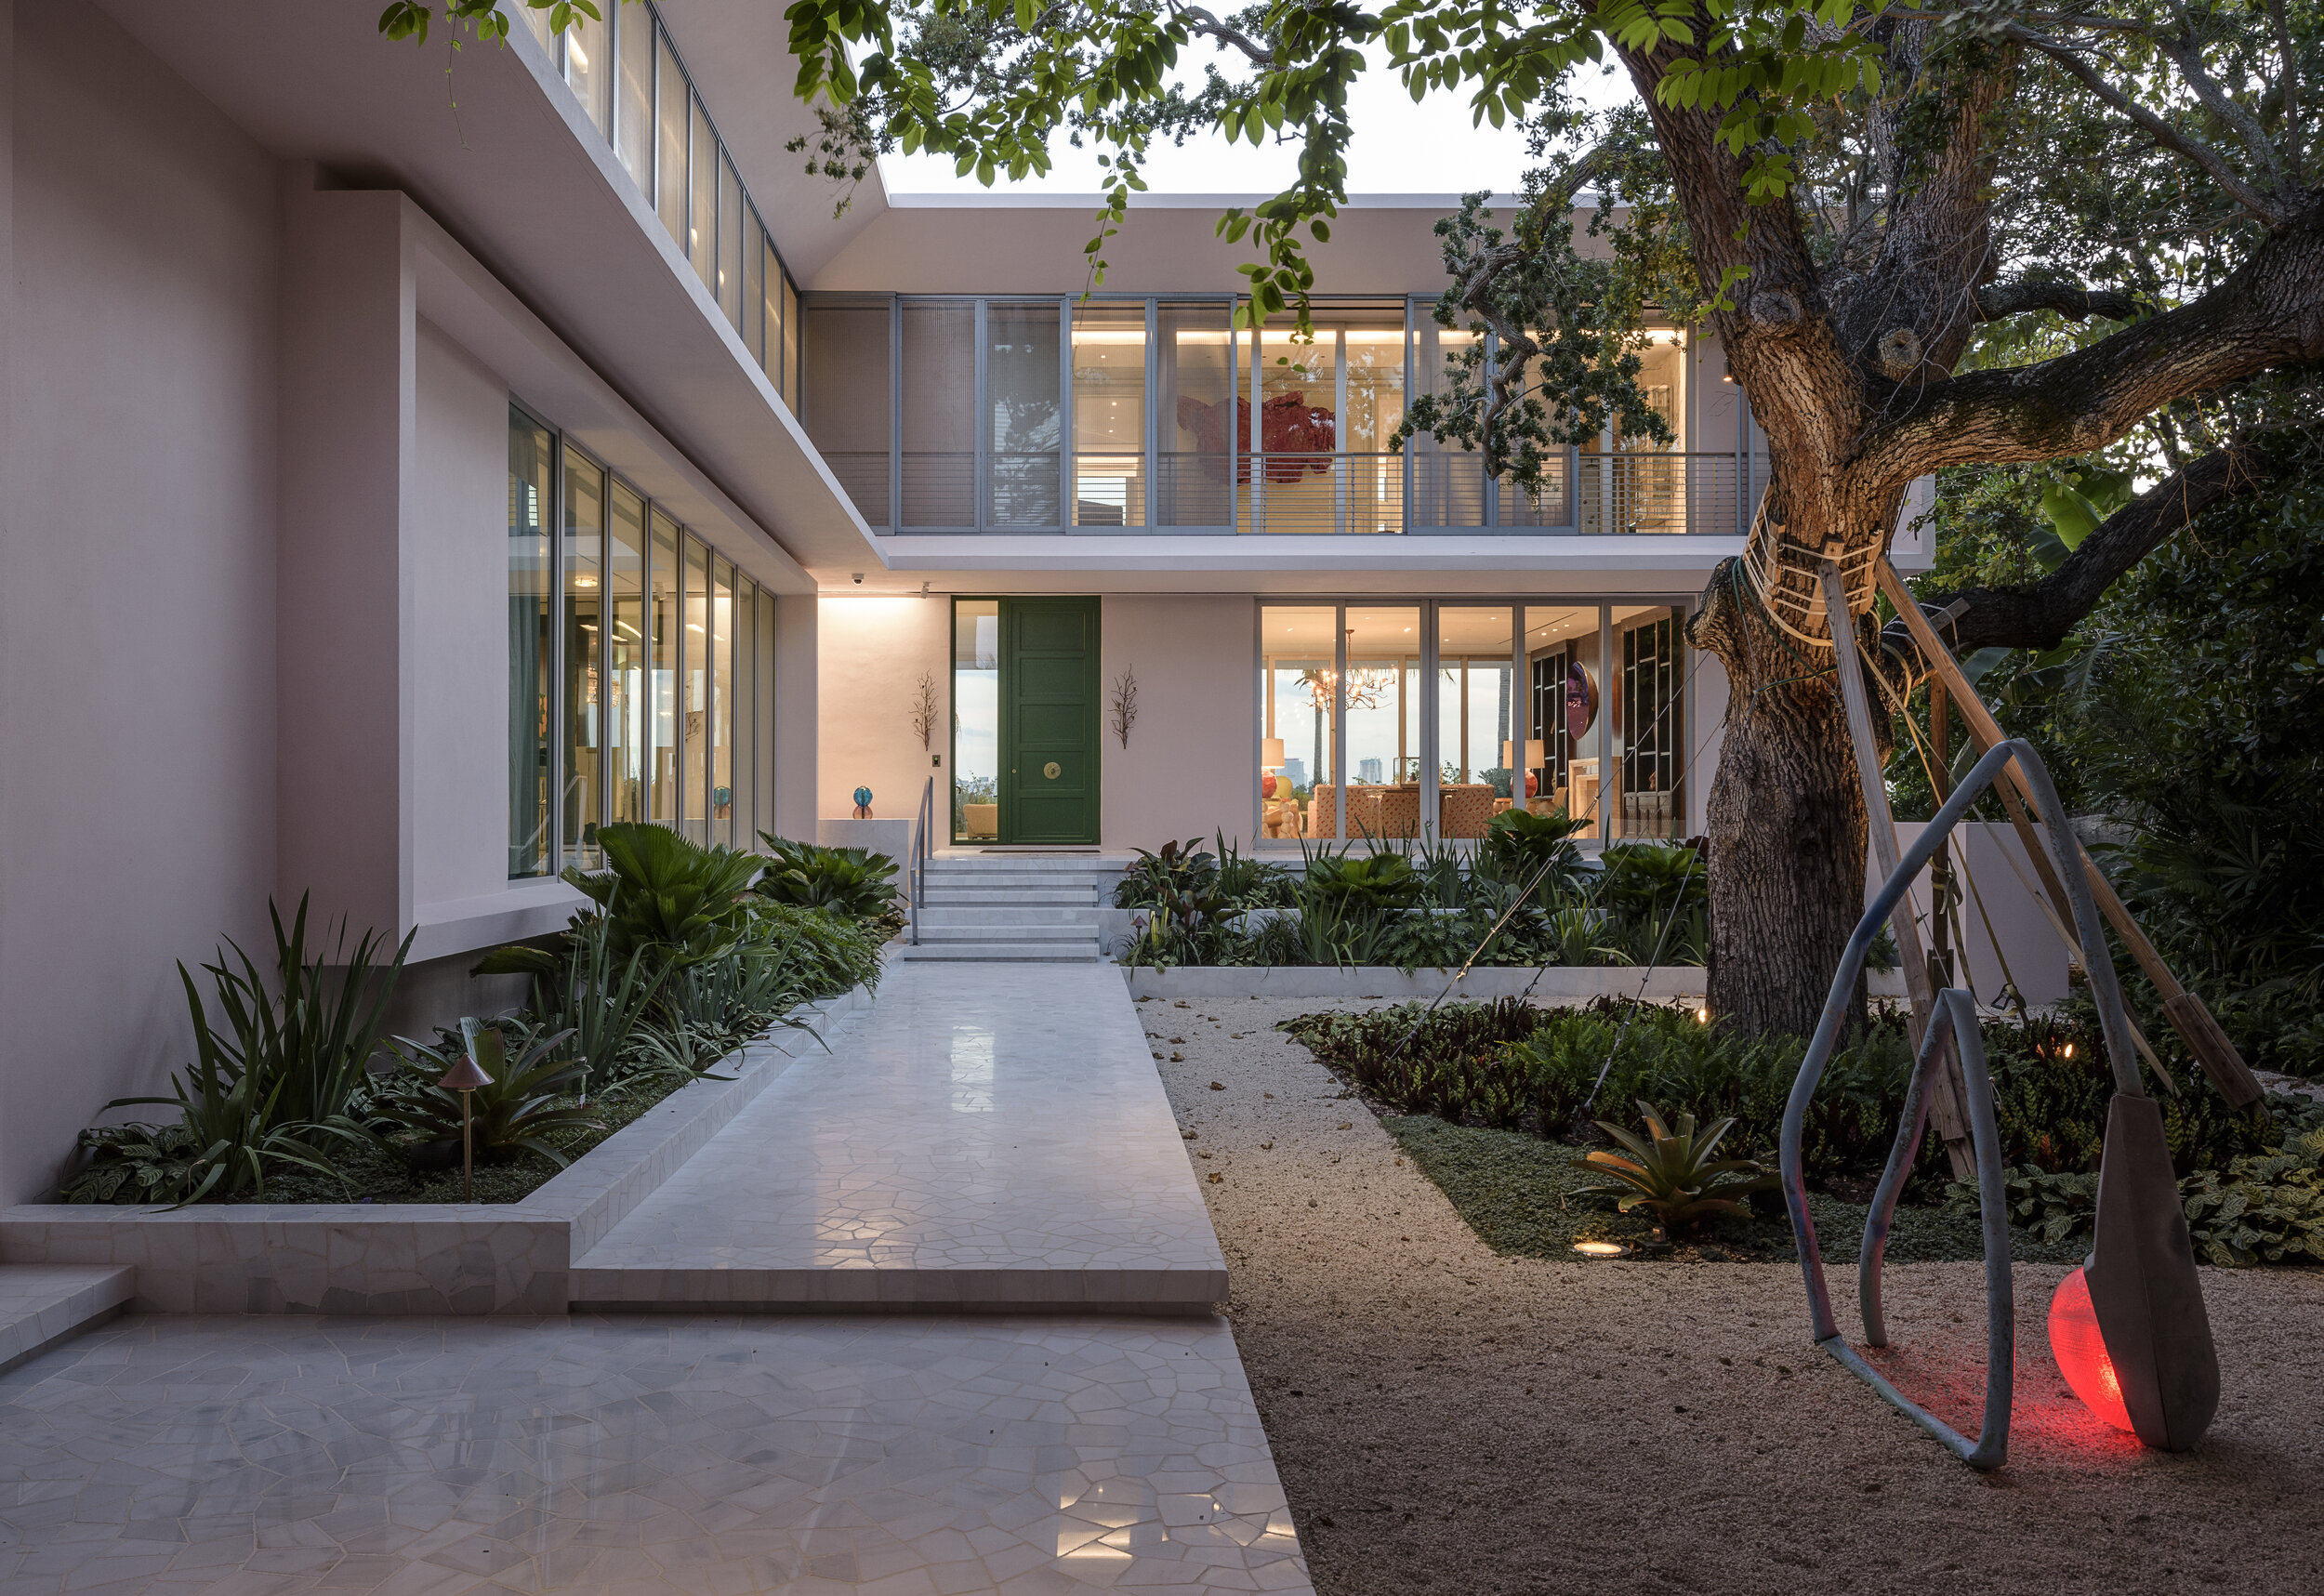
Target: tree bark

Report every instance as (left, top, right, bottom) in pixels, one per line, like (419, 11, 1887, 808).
(1689, 567, 1882, 1037)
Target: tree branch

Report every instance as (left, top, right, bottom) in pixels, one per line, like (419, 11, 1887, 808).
(1905, 445, 2266, 652)
(1169, 4, 1274, 69)
(2004, 21, 2291, 228)
(1971, 279, 2145, 322)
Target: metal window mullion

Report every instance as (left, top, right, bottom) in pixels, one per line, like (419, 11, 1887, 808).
(547, 442, 566, 873)
(1597, 603, 1614, 843)
(1419, 600, 1439, 842)
(1512, 603, 1527, 809)
(1225, 299, 1239, 534)
(606, 3, 622, 161)
(1332, 603, 1348, 840)
(974, 299, 989, 534)
(1333, 327, 1348, 536)
(1248, 319, 1263, 534)
(1402, 297, 1416, 536)
(1142, 298, 1157, 532)
(1483, 332, 1499, 528)
(674, 534, 688, 834)
(889, 296, 902, 534)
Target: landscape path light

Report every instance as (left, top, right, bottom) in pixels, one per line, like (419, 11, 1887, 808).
(441, 1019, 499, 1203)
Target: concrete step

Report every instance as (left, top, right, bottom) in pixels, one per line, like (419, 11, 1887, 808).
(915, 923, 1095, 943)
(895, 941, 1102, 962)
(0, 1266, 134, 1376)
(918, 890, 1100, 909)
(921, 868, 1112, 888)
(915, 906, 1100, 929)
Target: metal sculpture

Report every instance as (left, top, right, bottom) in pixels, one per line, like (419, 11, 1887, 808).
(1780, 737, 2220, 1468)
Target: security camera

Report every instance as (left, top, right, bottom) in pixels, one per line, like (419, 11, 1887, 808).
(851, 573, 865, 585)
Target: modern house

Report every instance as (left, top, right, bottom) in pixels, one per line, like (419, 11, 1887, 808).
(0, 0, 1948, 1205)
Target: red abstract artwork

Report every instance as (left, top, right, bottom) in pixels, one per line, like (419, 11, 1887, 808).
(1176, 393, 1337, 483)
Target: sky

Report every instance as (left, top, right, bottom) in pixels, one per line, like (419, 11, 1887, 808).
(878, 46, 1639, 197)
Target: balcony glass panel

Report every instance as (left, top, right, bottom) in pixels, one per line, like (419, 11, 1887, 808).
(563, 7, 612, 137)
(986, 302, 1061, 527)
(687, 95, 716, 287)
(1156, 302, 1233, 527)
(760, 236, 784, 388)
(718, 153, 744, 326)
(654, 30, 685, 244)
(743, 209, 764, 360)
(1072, 303, 1145, 527)
(902, 301, 974, 527)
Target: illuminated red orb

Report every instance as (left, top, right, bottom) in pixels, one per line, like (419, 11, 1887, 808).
(2048, 1266, 2133, 1431)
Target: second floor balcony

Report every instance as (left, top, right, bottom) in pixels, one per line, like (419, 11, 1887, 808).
(801, 295, 1758, 539)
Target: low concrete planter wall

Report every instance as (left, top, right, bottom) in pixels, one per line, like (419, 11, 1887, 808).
(1123, 965, 1907, 1002)
(0, 977, 882, 1315)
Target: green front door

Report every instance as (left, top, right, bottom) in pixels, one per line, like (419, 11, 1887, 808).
(999, 596, 1101, 844)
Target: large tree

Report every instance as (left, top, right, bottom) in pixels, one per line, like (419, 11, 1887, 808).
(396, 0, 2324, 1036)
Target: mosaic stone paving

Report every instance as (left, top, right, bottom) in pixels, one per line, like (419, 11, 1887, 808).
(572, 964, 1226, 1309)
(0, 1312, 1311, 1595)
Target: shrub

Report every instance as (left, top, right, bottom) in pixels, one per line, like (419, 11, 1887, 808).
(372, 1019, 602, 1168)
(754, 833, 901, 924)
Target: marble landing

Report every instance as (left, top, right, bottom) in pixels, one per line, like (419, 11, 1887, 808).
(0, 1311, 1311, 1596)
(571, 964, 1227, 1312)
(0, 1265, 132, 1375)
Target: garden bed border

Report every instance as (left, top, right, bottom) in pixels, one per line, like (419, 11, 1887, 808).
(0, 968, 888, 1315)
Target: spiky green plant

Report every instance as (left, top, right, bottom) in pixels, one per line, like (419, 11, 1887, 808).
(374, 1019, 601, 1168)
(1573, 1101, 1775, 1235)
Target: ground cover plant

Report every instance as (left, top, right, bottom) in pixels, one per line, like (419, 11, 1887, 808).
(1286, 996, 2324, 1264)
(1114, 823, 1710, 973)
(64, 824, 892, 1206)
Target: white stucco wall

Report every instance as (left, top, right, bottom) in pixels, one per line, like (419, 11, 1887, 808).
(817, 595, 950, 836)
(1102, 597, 1258, 851)
(0, 0, 281, 1202)
(410, 318, 511, 912)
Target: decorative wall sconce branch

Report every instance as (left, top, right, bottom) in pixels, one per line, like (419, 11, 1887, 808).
(1111, 667, 1139, 749)
(912, 672, 939, 749)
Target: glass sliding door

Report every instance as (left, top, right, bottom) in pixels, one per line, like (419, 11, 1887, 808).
(1072, 302, 1146, 527)
(952, 600, 1000, 841)
(1156, 301, 1234, 527)
(1259, 606, 1340, 840)
(743, 207, 764, 362)
(563, 6, 612, 136)
(508, 410, 556, 877)
(561, 449, 608, 869)
(1343, 607, 1422, 838)
(614, 3, 653, 194)
(606, 482, 648, 828)
(1526, 606, 1604, 837)
(654, 28, 686, 244)
(902, 301, 975, 527)
(717, 153, 744, 327)
(755, 588, 778, 841)
(687, 95, 716, 288)
(1614, 606, 1686, 839)
(682, 534, 711, 841)
(710, 555, 736, 846)
(1435, 607, 1516, 838)
(986, 302, 1062, 527)
(648, 510, 681, 825)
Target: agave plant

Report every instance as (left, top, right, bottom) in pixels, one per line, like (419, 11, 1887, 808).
(374, 1019, 599, 1168)
(1574, 1101, 1775, 1234)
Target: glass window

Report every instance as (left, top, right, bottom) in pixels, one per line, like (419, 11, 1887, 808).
(1409, 320, 1483, 528)
(1072, 302, 1145, 527)
(743, 213, 765, 363)
(903, 301, 975, 527)
(782, 277, 802, 400)
(952, 600, 1000, 841)
(648, 509, 681, 824)
(718, 153, 744, 327)
(1527, 606, 1604, 838)
(985, 302, 1062, 527)
(1342, 315, 1406, 534)
(755, 587, 778, 840)
(1343, 607, 1423, 838)
(710, 554, 736, 846)
(521, 4, 553, 50)
(1246, 312, 1403, 534)
(606, 481, 648, 827)
(1259, 606, 1340, 842)
(1615, 606, 1686, 839)
(507, 409, 554, 877)
(561, 450, 607, 869)
(687, 96, 716, 288)
(563, 6, 612, 137)
(654, 29, 685, 244)
(614, 3, 653, 196)
(801, 301, 891, 525)
(730, 574, 754, 847)
(760, 240, 785, 390)
(682, 534, 710, 842)
(1435, 607, 1518, 838)
(1156, 302, 1233, 527)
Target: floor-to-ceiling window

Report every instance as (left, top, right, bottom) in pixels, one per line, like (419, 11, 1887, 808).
(1072, 302, 1146, 527)
(508, 407, 555, 878)
(952, 600, 1001, 841)
(1253, 600, 1688, 849)
(509, 413, 777, 877)
(987, 302, 1063, 527)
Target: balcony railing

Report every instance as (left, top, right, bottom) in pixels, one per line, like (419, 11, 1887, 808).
(852, 445, 1748, 535)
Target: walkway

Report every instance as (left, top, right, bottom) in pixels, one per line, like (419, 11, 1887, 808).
(574, 962, 1227, 1310)
(0, 963, 1306, 1595)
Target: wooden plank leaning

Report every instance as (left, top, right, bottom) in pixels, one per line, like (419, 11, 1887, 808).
(1875, 560, 2265, 1109)
(1817, 561, 1978, 1179)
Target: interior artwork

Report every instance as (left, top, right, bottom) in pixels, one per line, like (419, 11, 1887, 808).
(1176, 394, 1336, 482)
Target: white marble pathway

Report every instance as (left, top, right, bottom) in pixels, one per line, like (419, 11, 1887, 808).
(572, 963, 1228, 1312)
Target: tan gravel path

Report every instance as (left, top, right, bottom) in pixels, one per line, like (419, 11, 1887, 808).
(1139, 992, 2324, 1596)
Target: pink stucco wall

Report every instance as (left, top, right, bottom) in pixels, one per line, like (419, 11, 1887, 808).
(0, 0, 281, 1203)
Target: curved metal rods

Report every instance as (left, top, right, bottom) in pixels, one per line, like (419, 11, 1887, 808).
(1779, 738, 2141, 1471)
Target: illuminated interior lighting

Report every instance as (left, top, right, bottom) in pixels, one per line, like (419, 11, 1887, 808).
(574, 574, 599, 588)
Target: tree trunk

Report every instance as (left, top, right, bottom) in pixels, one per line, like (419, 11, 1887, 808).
(1689, 561, 1875, 1038)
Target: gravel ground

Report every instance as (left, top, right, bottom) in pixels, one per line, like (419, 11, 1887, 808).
(1139, 993, 2324, 1596)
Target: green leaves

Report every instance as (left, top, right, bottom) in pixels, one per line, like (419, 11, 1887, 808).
(1573, 1100, 1777, 1233)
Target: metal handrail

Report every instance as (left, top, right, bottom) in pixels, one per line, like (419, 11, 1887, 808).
(909, 775, 934, 945)
(1780, 736, 2140, 1471)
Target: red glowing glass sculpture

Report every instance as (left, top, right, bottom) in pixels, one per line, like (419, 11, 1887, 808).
(2047, 1266, 2133, 1432)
